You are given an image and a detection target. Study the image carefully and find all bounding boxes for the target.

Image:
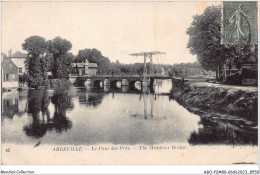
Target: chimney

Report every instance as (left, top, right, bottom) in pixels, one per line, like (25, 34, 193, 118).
(8, 49, 12, 57)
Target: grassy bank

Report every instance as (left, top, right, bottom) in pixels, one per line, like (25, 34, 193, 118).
(171, 79, 258, 123)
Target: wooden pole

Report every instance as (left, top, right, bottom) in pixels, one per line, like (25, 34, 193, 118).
(143, 54, 147, 78)
(149, 54, 154, 75)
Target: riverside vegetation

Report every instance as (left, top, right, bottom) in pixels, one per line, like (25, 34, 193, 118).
(171, 79, 257, 125)
(171, 80, 258, 124)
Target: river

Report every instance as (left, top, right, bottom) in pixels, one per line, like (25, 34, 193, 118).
(1, 79, 257, 146)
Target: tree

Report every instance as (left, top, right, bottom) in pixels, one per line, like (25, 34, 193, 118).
(187, 5, 257, 80)
(76, 48, 103, 63)
(19, 73, 29, 82)
(22, 36, 49, 87)
(75, 48, 111, 75)
(232, 44, 258, 70)
(46, 37, 73, 78)
(187, 5, 224, 72)
(22, 36, 46, 55)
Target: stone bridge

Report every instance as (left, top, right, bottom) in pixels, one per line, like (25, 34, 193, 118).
(69, 75, 172, 88)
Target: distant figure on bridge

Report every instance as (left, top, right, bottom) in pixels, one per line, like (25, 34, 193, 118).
(112, 71, 115, 76)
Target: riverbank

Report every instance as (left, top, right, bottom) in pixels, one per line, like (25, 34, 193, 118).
(171, 79, 258, 125)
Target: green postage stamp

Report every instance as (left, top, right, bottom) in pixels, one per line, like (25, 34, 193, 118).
(222, 1, 257, 45)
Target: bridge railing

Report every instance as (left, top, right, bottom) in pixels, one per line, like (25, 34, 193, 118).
(69, 74, 171, 78)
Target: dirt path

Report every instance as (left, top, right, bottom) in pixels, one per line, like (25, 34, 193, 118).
(188, 81, 258, 92)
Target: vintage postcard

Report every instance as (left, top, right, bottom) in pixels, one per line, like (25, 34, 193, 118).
(1, 1, 258, 167)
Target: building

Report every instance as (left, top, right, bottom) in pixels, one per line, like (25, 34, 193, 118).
(2, 58, 19, 89)
(88, 63, 98, 76)
(71, 62, 88, 76)
(71, 60, 98, 76)
(10, 51, 27, 75)
(241, 64, 257, 86)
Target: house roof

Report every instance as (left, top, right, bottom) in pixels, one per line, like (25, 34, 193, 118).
(72, 63, 86, 67)
(1, 58, 18, 74)
(89, 63, 98, 68)
(71, 62, 98, 68)
(11, 51, 27, 58)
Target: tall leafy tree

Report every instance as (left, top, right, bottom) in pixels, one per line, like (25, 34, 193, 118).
(232, 44, 258, 70)
(22, 36, 49, 87)
(75, 48, 111, 74)
(187, 5, 257, 79)
(46, 37, 73, 78)
(187, 5, 224, 72)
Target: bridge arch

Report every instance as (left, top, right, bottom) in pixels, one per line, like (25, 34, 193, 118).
(93, 80, 102, 88)
(110, 80, 120, 88)
(129, 80, 141, 90)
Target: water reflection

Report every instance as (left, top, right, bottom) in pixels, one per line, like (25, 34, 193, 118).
(122, 86, 129, 93)
(50, 91, 73, 132)
(77, 89, 106, 107)
(23, 90, 73, 139)
(2, 95, 19, 120)
(23, 90, 50, 138)
(1, 91, 28, 120)
(188, 117, 257, 145)
(1, 80, 258, 145)
(130, 93, 169, 120)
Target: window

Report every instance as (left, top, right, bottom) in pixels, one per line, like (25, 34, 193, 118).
(11, 74, 15, 80)
(4, 74, 9, 81)
(5, 74, 16, 81)
(18, 68, 22, 73)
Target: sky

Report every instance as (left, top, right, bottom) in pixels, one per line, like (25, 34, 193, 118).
(2, 1, 220, 64)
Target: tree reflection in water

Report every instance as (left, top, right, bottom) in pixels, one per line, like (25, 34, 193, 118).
(51, 91, 73, 132)
(23, 90, 73, 139)
(188, 117, 257, 146)
(23, 90, 50, 138)
(77, 89, 106, 108)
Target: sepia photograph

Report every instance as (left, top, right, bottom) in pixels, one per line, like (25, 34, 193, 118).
(1, 0, 258, 171)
